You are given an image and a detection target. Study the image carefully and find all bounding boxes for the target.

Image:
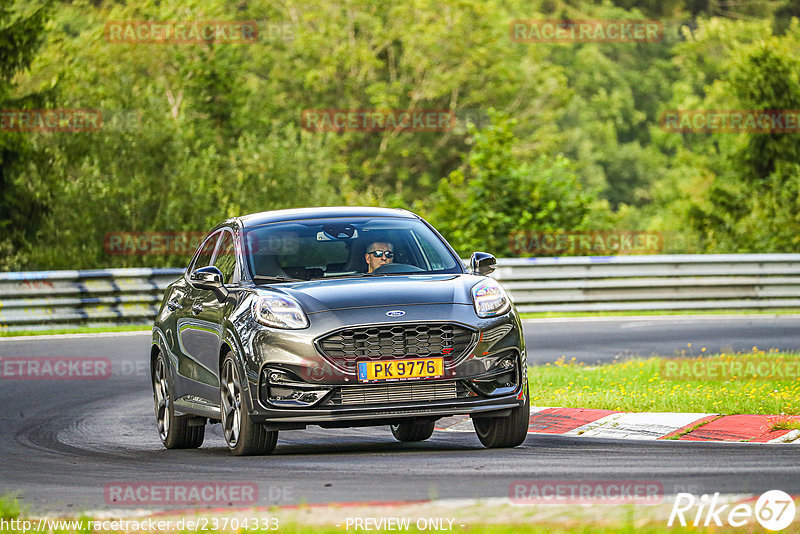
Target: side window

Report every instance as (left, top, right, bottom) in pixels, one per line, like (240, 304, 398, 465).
(191, 232, 220, 272)
(415, 230, 455, 270)
(214, 231, 238, 284)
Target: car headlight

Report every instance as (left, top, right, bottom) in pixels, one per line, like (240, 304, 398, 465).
(471, 278, 510, 318)
(253, 294, 309, 329)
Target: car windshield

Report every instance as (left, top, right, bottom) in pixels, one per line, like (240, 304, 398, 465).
(244, 217, 462, 280)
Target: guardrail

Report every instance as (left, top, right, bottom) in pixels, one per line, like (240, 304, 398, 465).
(494, 254, 800, 313)
(0, 268, 183, 331)
(2, 254, 800, 331)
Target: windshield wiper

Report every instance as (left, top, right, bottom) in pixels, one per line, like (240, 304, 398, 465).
(252, 275, 305, 283)
(312, 271, 432, 280)
(313, 272, 379, 280)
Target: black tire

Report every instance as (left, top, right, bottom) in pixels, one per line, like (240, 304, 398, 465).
(220, 352, 278, 456)
(152, 353, 205, 449)
(390, 419, 436, 442)
(473, 390, 530, 448)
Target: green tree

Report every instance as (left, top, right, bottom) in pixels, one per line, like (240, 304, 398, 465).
(0, 0, 53, 269)
(425, 112, 596, 257)
(641, 17, 783, 252)
(16, 0, 347, 269)
(16, 0, 800, 268)
(691, 35, 800, 251)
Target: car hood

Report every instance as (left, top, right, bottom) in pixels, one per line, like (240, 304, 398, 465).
(262, 274, 483, 313)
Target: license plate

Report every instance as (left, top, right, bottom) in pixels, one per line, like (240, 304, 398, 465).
(357, 358, 444, 382)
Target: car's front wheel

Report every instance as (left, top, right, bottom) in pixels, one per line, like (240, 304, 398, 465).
(390, 419, 436, 442)
(152, 352, 205, 449)
(473, 389, 530, 448)
(220, 352, 278, 456)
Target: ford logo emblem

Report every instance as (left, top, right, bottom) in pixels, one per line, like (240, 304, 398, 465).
(386, 310, 405, 317)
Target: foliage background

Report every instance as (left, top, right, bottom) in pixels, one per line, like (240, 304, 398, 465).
(2, 0, 800, 269)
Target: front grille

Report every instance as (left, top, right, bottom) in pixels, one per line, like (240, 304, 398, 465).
(338, 380, 459, 406)
(316, 323, 476, 371)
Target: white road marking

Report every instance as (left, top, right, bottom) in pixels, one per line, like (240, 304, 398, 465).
(565, 412, 718, 440)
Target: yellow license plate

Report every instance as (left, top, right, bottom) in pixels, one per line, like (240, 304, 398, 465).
(357, 358, 444, 382)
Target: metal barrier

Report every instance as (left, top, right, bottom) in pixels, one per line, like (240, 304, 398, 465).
(2, 254, 800, 331)
(0, 268, 183, 331)
(493, 254, 800, 313)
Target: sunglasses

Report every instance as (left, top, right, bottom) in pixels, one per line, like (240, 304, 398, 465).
(367, 250, 394, 259)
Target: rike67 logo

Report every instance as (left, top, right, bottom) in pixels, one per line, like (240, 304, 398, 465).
(669, 490, 796, 531)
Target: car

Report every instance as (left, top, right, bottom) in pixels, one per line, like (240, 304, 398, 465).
(150, 207, 529, 455)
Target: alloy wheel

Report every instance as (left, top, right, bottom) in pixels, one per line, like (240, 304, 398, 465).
(154, 358, 170, 440)
(221, 358, 242, 447)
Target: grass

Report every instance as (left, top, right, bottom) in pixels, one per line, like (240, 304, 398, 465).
(2, 489, 794, 534)
(0, 496, 734, 534)
(520, 308, 800, 319)
(0, 495, 21, 520)
(662, 417, 721, 440)
(770, 418, 800, 431)
(0, 493, 659, 534)
(0, 325, 149, 337)
(527, 349, 800, 415)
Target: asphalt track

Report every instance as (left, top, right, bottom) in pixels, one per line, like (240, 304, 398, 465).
(524, 314, 800, 363)
(1, 316, 799, 513)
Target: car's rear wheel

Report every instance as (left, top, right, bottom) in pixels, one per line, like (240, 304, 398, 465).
(153, 353, 205, 449)
(390, 419, 436, 442)
(220, 352, 278, 456)
(473, 389, 530, 448)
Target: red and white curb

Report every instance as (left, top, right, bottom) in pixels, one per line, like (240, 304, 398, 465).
(436, 408, 800, 443)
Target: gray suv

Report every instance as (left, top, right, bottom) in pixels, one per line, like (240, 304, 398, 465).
(151, 207, 529, 455)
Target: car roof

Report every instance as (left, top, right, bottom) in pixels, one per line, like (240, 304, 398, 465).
(237, 206, 418, 228)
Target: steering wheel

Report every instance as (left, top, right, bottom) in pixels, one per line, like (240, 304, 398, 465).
(372, 263, 424, 274)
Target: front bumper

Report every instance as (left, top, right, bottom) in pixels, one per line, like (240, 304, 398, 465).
(249, 391, 525, 428)
(253, 354, 526, 426)
(240, 303, 527, 427)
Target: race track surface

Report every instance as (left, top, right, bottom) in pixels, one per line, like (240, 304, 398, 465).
(523, 315, 800, 363)
(1, 316, 799, 513)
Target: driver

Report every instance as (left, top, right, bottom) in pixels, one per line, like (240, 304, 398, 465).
(365, 241, 394, 273)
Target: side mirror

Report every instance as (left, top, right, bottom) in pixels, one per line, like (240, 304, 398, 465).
(470, 251, 497, 276)
(189, 266, 229, 301)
